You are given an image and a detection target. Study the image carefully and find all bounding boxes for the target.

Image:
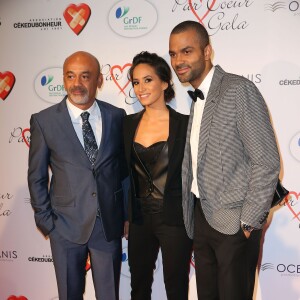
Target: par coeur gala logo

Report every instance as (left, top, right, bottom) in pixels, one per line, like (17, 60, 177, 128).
(110, 63, 132, 96)
(63, 3, 91, 35)
(0, 71, 15, 101)
(188, 0, 217, 25)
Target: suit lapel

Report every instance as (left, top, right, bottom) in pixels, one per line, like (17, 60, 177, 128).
(56, 98, 90, 165)
(95, 100, 112, 165)
(124, 109, 145, 165)
(164, 106, 179, 188)
(167, 106, 179, 163)
(197, 65, 224, 162)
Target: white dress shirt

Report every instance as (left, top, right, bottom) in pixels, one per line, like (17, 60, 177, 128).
(66, 99, 102, 148)
(190, 66, 215, 198)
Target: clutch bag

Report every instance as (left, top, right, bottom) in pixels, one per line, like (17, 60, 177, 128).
(271, 179, 289, 207)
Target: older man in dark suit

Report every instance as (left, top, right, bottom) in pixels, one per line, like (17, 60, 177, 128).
(28, 51, 128, 300)
(169, 21, 280, 300)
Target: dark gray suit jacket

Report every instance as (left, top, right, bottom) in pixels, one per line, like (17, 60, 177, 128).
(182, 65, 280, 239)
(28, 98, 128, 243)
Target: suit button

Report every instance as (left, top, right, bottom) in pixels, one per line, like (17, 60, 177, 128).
(92, 192, 97, 197)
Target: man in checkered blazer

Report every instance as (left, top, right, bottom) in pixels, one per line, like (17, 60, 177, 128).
(169, 21, 280, 300)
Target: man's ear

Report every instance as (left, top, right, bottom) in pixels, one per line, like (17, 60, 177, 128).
(204, 44, 212, 61)
(97, 73, 104, 89)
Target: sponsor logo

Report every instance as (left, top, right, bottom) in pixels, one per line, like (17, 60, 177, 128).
(0, 71, 15, 101)
(24, 197, 31, 204)
(265, 1, 300, 16)
(242, 73, 262, 84)
(289, 132, 300, 162)
(264, 1, 286, 12)
(261, 262, 300, 277)
(285, 191, 300, 223)
(86, 255, 91, 271)
(7, 296, 28, 300)
(0, 193, 13, 217)
(34, 67, 66, 104)
(121, 247, 131, 278)
(187, 0, 217, 25)
(9, 127, 30, 148)
(28, 255, 53, 263)
(110, 63, 132, 96)
(190, 252, 195, 268)
(172, 0, 253, 36)
(101, 63, 138, 105)
(279, 78, 300, 86)
(63, 3, 91, 35)
(13, 18, 62, 31)
(108, 1, 158, 37)
(261, 262, 275, 271)
(0, 250, 17, 261)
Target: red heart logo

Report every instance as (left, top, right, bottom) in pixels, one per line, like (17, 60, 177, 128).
(85, 254, 91, 271)
(63, 3, 91, 35)
(22, 128, 30, 148)
(7, 296, 28, 300)
(110, 63, 132, 96)
(190, 252, 195, 268)
(188, 0, 217, 25)
(285, 191, 300, 222)
(0, 71, 15, 101)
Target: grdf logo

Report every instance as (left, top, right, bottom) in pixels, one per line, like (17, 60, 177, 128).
(116, 7, 130, 18)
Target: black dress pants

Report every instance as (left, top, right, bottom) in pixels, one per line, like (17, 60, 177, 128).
(194, 200, 262, 300)
(128, 212, 192, 300)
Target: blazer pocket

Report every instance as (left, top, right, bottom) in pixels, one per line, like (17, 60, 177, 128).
(220, 188, 246, 208)
(52, 196, 75, 207)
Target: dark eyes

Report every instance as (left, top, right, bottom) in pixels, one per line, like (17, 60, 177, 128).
(132, 77, 152, 85)
(65, 74, 90, 81)
(169, 50, 191, 58)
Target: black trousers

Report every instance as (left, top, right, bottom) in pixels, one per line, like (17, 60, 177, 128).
(128, 212, 193, 300)
(194, 200, 262, 300)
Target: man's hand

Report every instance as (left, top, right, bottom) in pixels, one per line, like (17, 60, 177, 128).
(242, 229, 251, 239)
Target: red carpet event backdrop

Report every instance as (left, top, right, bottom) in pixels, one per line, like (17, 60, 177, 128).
(0, 0, 299, 299)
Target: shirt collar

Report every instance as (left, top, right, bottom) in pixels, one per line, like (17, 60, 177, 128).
(66, 98, 100, 123)
(197, 66, 215, 99)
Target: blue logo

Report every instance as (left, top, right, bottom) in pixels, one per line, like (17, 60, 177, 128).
(289, 132, 300, 162)
(41, 75, 54, 86)
(116, 7, 129, 19)
(122, 251, 128, 262)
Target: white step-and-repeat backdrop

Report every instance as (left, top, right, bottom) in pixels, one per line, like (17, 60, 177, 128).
(1, 0, 299, 299)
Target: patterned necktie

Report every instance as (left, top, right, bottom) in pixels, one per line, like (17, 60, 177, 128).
(81, 111, 98, 164)
(187, 88, 204, 102)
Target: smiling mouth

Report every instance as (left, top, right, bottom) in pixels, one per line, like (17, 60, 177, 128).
(139, 94, 150, 99)
(176, 67, 190, 75)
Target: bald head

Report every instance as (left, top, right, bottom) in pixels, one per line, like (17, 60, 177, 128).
(63, 51, 103, 110)
(63, 51, 101, 76)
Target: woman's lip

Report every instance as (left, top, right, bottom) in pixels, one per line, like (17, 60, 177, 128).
(139, 94, 150, 98)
